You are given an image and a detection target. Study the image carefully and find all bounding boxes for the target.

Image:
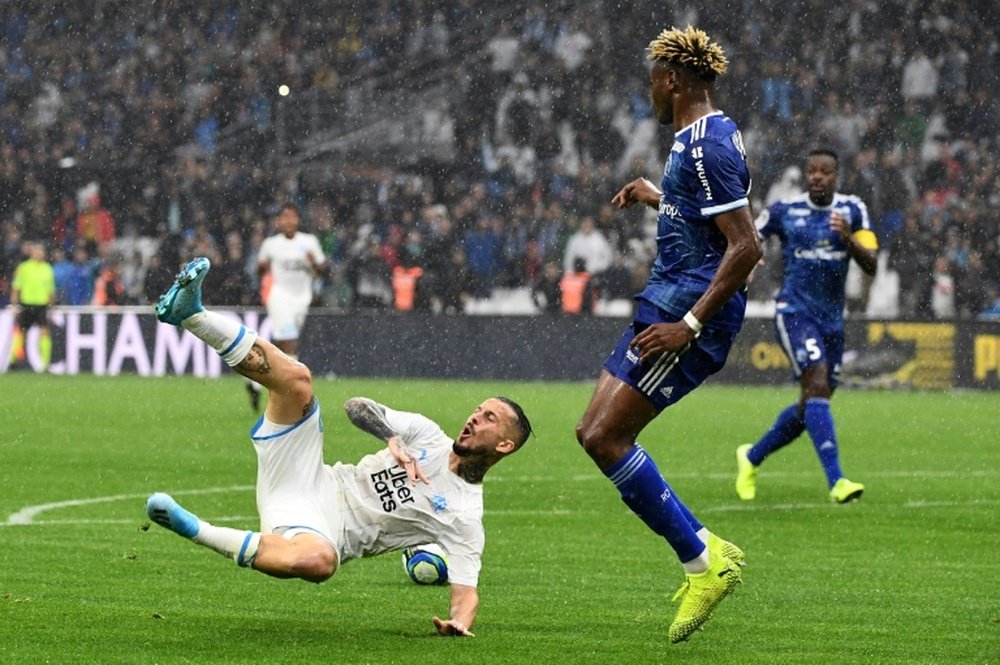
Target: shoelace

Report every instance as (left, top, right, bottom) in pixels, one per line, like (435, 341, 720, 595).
(671, 580, 690, 602)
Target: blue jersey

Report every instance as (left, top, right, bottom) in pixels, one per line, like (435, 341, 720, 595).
(639, 111, 752, 332)
(757, 192, 874, 326)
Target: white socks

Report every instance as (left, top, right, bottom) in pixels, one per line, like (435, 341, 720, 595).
(680, 529, 713, 574)
(181, 311, 257, 366)
(682, 547, 710, 574)
(192, 522, 261, 567)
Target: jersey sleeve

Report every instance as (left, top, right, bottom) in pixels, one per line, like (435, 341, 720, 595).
(847, 198, 879, 250)
(692, 137, 750, 217)
(754, 202, 781, 239)
(436, 518, 484, 587)
(384, 407, 450, 453)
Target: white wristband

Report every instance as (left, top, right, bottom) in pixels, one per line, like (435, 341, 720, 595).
(683, 311, 703, 335)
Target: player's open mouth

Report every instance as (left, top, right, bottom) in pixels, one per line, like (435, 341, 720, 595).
(459, 425, 473, 441)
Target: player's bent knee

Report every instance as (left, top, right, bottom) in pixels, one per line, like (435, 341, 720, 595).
(576, 420, 619, 459)
(295, 543, 338, 583)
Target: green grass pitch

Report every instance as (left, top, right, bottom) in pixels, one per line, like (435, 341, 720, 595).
(1, 373, 998, 664)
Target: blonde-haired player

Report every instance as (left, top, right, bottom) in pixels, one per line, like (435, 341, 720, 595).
(576, 26, 760, 643)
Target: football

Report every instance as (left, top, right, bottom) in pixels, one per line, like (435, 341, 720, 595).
(401, 543, 449, 585)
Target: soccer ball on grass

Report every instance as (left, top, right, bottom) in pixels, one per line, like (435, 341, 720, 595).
(401, 544, 449, 585)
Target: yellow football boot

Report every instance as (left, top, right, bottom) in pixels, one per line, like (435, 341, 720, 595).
(668, 551, 742, 643)
(829, 477, 864, 503)
(735, 444, 757, 501)
(708, 533, 745, 567)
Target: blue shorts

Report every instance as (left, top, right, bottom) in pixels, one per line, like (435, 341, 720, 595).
(603, 299, 738, 412)
(773, 310, 843, 388)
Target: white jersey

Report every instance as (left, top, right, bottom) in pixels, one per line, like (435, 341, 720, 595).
(258, 232, 324, 307)
(331, 407, 484, 587)
(251, 402, 485, 587)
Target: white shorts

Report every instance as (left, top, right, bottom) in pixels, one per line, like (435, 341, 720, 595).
(267, 299, 309, 342)
(250, 402, 344, 561)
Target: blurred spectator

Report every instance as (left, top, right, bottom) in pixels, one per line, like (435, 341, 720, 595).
(0, 0, 996, 323)
(63, 246, 98, 306)
(562, 216, 612, 277)
(51, 198, 77, 254)
(532, 260, 562, 314)
(211, 232, 253, 306)
(930, 256, 955, 319)
(559, 258, 592, 315)
(75, 193, 116, 255)
(463, 216, 503, 298)
(437, 248, 474, 314)
(93, 258, 125, 306)
(901, 46, 938, 110)
(765, 166, 802, 205)
(347, 235, 392, 309)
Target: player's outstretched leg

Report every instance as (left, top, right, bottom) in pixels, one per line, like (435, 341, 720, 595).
(668, 549, 742, 643)
(146, 493, 261, 567)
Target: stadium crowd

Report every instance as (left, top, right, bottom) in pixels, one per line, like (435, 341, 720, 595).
(1, 0, 998, 320)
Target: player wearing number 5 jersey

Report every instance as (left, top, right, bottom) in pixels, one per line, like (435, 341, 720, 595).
(736, 149, 878, 504)
(575, 27, 762, 644)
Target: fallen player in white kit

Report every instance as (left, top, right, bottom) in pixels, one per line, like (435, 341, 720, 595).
(147, 257, 533, 636)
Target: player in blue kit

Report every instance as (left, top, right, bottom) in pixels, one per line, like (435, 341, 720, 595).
(735, 149, 878, 504)
(574, 27, 762, 643)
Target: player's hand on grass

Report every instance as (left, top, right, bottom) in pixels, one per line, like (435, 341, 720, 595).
(387, 435, 428, 485)
(433, 616, 475, 637)
(631, 321, 695, 363)
(612, 177, 662, 209)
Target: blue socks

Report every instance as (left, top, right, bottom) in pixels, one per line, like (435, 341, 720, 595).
(804, 398, 843, 488)
(605, 445, 705, 563)
(748, 403, 805, 465)
(749, 398, 845, 488)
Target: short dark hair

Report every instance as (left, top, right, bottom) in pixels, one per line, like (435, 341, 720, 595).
(807, 148, 840, 166)
(277, 202, 301, 217)
(495, 396, 533, 448)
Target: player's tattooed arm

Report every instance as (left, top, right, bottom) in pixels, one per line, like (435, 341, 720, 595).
(345, 397, 427, 484)
(343, 397, 397, 442)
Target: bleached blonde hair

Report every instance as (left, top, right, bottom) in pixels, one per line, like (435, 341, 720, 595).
(646, 26, 728, 80)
